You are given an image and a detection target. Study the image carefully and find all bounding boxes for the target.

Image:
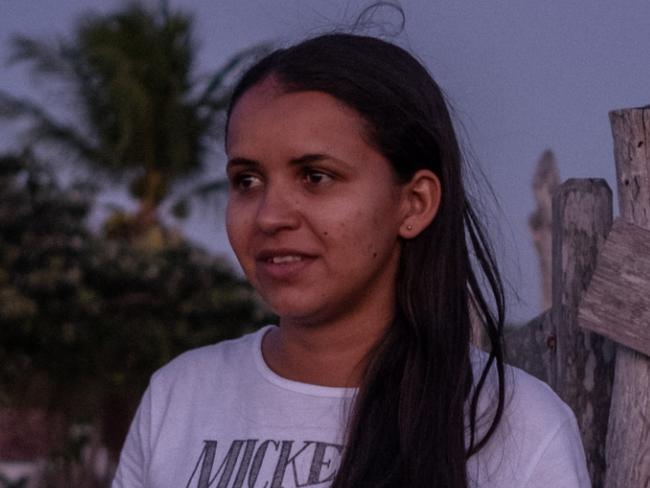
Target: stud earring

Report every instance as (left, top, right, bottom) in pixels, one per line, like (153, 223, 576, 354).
(406, 224, 413, 231)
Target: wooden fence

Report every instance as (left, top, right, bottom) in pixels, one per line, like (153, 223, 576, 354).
(506, 105, 650, 488)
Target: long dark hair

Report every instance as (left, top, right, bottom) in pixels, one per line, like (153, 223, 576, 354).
(226, 34, 505, 488)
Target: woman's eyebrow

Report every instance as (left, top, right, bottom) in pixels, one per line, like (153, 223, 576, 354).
(226, 157, 259, 171)
(290, 153, 354, 170)
(228, 153, 353, 170)
(289, 153, 327, 166)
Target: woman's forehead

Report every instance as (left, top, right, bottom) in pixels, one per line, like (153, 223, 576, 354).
(231, 76, 362, 122)
(226, 80, 369, 154)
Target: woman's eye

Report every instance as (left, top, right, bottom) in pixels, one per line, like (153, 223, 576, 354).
(303, 170, 333, 186)
(232, 174, 262, 191)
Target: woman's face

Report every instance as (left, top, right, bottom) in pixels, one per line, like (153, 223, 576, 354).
(225, 79, 410, 328)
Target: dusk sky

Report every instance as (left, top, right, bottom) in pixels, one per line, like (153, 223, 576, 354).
(2, 0, 649, 322)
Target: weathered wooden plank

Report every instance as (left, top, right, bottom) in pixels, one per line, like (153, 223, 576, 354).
(529, 151, 560, 310)
(579, 218, 650, 357)
(611, 108, 650, 229)
(605, 106, 650, 488)
(504, 309, 551, 383)
(551, 178, 615, 487)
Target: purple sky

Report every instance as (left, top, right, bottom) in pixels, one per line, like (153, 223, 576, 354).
(2, 0, 649, 322)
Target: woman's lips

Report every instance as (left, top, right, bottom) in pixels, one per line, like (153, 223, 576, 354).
(267, 255, 303, 264)
(256, 250, 317, 280)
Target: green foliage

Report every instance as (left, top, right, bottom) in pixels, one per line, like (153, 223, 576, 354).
(0, 473, 27, 488)
(0, 2, 267, 218)
(0, 4, 272, 481)
(0, 153, 271, 422)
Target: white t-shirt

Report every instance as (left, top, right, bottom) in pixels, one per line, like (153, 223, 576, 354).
(112, 325, 590, 487)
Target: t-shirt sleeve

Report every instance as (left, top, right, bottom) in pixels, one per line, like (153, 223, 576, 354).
(111, 385, 152, 488)
(522, 415, 591, 488)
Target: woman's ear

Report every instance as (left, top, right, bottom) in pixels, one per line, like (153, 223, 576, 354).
(398, 169, 442, 239)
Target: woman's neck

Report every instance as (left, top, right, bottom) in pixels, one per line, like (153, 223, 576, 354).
(262, 316, 389, 388)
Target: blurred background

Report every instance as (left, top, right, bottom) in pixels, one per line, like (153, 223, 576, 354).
(1, 0, 649, 486)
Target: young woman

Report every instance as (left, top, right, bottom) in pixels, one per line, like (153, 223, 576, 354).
(113, 34, 590, 488)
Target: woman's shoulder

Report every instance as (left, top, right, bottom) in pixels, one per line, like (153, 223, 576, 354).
(471, 348, 574, 426)
(148, 325, 270, 389)
(501, 365, 590, 486)
(506, 362, 575, 427)
(469, 348, 590, 487)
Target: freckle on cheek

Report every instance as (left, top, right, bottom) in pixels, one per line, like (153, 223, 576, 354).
(373, 252, 377, 258)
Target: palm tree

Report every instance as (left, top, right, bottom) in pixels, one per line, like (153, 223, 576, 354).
(0, 1, 265, 239)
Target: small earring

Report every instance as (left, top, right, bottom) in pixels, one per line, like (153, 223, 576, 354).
(406, 224, 413, 231)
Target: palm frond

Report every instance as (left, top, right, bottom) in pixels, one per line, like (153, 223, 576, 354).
(7, 35, 77, 83)
(0, 90, 99, 164)
(2, 1, 266, 216)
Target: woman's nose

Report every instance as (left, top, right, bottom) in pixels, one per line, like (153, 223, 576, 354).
(255, 184, 301, 234)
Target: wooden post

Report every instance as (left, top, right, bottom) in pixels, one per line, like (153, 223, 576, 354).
(529, 150, 560, 310)
(506, 151, 559, 384)
(604, 107, 650, 488)
(504, 310, 551, 383)
(551, 178, 615, 487)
